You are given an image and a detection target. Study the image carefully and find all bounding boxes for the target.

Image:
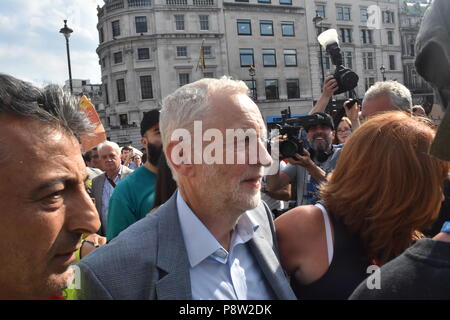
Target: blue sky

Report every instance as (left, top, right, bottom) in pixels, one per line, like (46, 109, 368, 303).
(0, 0, 104, 87)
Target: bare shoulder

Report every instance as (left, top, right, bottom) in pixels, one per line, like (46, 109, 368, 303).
(275, 205, 325, 238)
(275, 205, 327, 275)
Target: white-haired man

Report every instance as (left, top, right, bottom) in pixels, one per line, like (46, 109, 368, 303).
(78, 77, 296, 300)
(360, 80, 413, 118)
(92, 141, 133, 236)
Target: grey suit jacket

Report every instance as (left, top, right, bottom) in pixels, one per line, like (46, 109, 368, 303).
(92, 165, 133, 236)
(78, 191, 296, 300)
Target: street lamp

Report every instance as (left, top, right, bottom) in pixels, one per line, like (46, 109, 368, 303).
(60, 20, 73, 94)
(313, 12, 325, 87)
(380, 65, 386, 81)
(248, 65, 256, 100)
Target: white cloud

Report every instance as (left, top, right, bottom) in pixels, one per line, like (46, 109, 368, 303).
(0, 0, 102, 85)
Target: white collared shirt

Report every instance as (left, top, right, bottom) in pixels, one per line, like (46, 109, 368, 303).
(101, 165, 123, 232)
(176, 192, 274, 300)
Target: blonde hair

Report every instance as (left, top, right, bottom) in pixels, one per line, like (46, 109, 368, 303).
(320, 112, 448, 265)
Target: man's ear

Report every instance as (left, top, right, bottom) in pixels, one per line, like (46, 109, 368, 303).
(166, 140, 194, 178)
(141, 136, 148, 148)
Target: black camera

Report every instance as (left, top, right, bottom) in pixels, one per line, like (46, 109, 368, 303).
(269, 108, 333, 159)
(326, 42, 359, 95)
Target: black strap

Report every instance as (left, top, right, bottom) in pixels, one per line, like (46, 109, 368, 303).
(106, 176, 116, 188)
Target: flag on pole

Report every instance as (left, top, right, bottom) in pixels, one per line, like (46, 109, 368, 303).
(196, 39, 206, 72)
(79, 95, 107, 152)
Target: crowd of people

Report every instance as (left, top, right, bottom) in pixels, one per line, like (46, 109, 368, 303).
(0, 0, 450, 300)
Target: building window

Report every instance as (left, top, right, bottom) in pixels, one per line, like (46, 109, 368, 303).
(203, 46, 212, 57)
(360, 8, 368, 22)
(114, 51, 123, 64)
(203, 72, 214, 78)
(244, 80, 257, 99)
(104, 83, 109, 105)
(389, 55, 396, 70)
(99, 27, 104, 43)
(284, 49, 297, 66)
(281, 21, 294, 36)
(258, 0, 271, 3)
(135, 16, 148, 33)
(362, 52, 374, 70)
(383, 11, 395, 24)
(265, 80, 279, 100)
(119, 114, 128, 126)
(287, 79, 300, 99)
(237, 19, 252, 35)
(235, 0, 249, 2)
(140, 75, 153, 99)
(102, 57, 106, 68)
(340, 28, 352, 43)
(137, 48, 150, 60)
(112, 20, 120, 37)
(361, 29, 373, 44)
(179, 73, 190, 86)
(199, 15, 209, 31)
(319, 52, 331, 71)
(365, 77, 375, 91)
(240, 49, 254, 67)
(176, 46, 188, 57)
(337, 7, 351, 21)
(387, 31, 394, 45)
(175, 15, 185, 31)
(279, 0, 292, 4)
(344, 51, 353, 69)
(316, 26, 329, 36)
(316, 4, 326, 18)
(410, 40, 415, 56)
(116, 79, 126, 102)
(260, 20, 274, 36)
(262, 49, 276, 67)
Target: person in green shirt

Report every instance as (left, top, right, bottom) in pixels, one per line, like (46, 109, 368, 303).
(107, 109, 161, 241)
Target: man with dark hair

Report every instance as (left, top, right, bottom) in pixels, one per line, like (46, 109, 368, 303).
(267, 112, 342, 206)
(0, 73, 100, 299)
(120, 145, 133, 168)
(106, 109, 161, 241)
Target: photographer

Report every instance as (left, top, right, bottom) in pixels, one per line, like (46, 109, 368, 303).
(267, 112, 342, 206)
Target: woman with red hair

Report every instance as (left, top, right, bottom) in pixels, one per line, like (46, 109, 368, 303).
(275, 112, 448, 299)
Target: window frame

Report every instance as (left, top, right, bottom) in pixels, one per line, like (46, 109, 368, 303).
(239, 48, 254, 67)
(284, 49, 297, 67)
(286, 79, 300, 99)
(262, 49, 277, 67)
(199, 15, 209, 31)
(116, 79, 126, 103)
(265, 79, 279, 100)
(113, 51, 123, 64)
(112, 20, 121, 37)
(137, 48, 150, 60)
(281, 21, 295, 36)
(140, 75, 153, 100)
(237, 19, 252, 36)
(135, 16, 148, 33)
(175, 15, 185, 31)
(176, 46, 188, 58)
(337, 6, 351, 21)
(260, 20, 274, 36)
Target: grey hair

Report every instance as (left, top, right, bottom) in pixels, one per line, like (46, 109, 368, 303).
(363, 81, 412, 112)
(160, 76, 250, 181)
(97, 141, 121, 156)
(0, 73, 94, 136)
